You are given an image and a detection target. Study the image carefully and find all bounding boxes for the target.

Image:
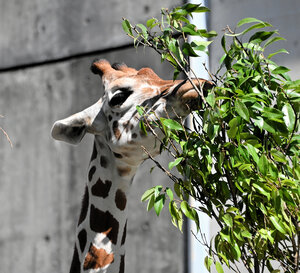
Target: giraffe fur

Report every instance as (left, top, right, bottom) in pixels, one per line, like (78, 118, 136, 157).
(51, 59, 214, 273)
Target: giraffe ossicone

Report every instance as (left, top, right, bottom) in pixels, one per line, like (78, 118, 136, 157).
(51, 59, 213, 273)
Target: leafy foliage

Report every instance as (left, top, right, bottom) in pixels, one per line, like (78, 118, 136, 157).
(124, 4, 300, 273)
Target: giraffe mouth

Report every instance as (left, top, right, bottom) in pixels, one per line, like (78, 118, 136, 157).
(109, 89, 133, 108)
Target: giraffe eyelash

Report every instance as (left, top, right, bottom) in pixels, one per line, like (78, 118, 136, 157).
(109, 89, 133, 108)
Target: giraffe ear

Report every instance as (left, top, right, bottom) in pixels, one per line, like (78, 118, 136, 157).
(173, 79, 215, 110)
(51, 102, 105, 145)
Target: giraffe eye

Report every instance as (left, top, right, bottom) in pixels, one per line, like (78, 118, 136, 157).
(109, 88, 133, 107)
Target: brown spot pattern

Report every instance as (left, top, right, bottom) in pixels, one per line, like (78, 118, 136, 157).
(132, 133, 137, 139)
(119, 255, 125, 273)
(121, 221, 127, 246)
(115, 189, 127, 211)
(91, 178, 112, 198)
(90, 142, 97, 161)
(100, 156, 108, 168)
(88, 166, 96, 181)
(117, 166, 131, 177)
(84, 244, 114, 270)
(78, 229, 87, 253)
(90, 205, 119, 245)
(78, 186, 89, 226)
(69, 246, 81, 273)
(112, 121, 121, 139)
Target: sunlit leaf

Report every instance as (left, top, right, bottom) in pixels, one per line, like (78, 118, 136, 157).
(282, 103, 296, 131)
(258, 154, 269, 176)
(215, 261, 224, 273)
(154, 194, 165, 216)
(141, 187, 155, 201)
(204, 256, 213, 272)
(272, 65, 290, 75)
(169, 157, 183, 170)
(268, 48, 289, 59)
(161, 118, 184, 131)
(270, 216, 286, 234)
(122, 19, 133, 36)
(235, 100, 249, 121)
(237, 17, 265, 27)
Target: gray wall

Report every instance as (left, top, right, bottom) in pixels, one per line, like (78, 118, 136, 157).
(209, 0, 300, 80)
(0, 1, 184, 273)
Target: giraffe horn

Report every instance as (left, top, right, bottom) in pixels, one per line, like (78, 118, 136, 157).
(90, 59, 114, 76)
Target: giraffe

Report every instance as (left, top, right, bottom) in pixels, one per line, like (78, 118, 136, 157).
(51, 59, 213, 273)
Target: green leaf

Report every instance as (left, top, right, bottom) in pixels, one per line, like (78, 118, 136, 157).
(180, 201, 197, 221)
(249, 31, 276, 44)
(169, 157, 183, 170)
(182, 24, 198, 35)
(204, 256, 213, 272)
(139, 120, 148, 136)
(136, 23, 148, 39)
(235, 100, 249, 121)
(264, 36, 285, 48)
(258, 154, 269, 176)
(268, 48, 289, 59)
(166, 188, 174, 201)
(161, 118, 184, 131)
(215, 261, 224, 273)
(272, 66, 290, 75)
(191, 40, 212, 51)
(141, 187, 155, 201)
(271, 149, 287, 163)
(282, 103, 296, 131)
(247, 144, 259, 164)
(241, 229, 252, 239)
(146, 18, 156, 28)
(253, 117, 277, 134)
(122, 19, 133, 36)
(237, 17, 264, 27)
(227, 117, 239, 139)
(147, 194, 155, 211)
(179, 3, 210, 14)
(154, 194, 165, 216)
(182, 43, 199, 57)
(222, 214, 233, 227)
(262, 107, 284, 121)
(242, 22, 273, 36)
(136, 105, 145, 115)
(270, 216, 286, 234)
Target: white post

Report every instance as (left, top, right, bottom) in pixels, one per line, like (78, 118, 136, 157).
(187, 1, 211, 273)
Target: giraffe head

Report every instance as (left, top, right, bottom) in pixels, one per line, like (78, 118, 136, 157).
(52, 59, 213, 161)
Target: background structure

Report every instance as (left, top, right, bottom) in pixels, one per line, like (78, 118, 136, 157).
(0, 1, 299, 273)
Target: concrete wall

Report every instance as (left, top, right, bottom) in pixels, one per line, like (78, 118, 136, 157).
(0, 0, 179, 69)
(0, 1, 184, 273)
(209, 0, 300, 80)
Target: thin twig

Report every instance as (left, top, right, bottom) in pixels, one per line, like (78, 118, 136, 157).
(0, 127, 13, 147)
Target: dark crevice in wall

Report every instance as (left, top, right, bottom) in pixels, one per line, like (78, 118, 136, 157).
(0, 44, 132, 73)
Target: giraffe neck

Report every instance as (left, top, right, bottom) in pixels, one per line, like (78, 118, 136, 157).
(70, 136, 138, 273)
